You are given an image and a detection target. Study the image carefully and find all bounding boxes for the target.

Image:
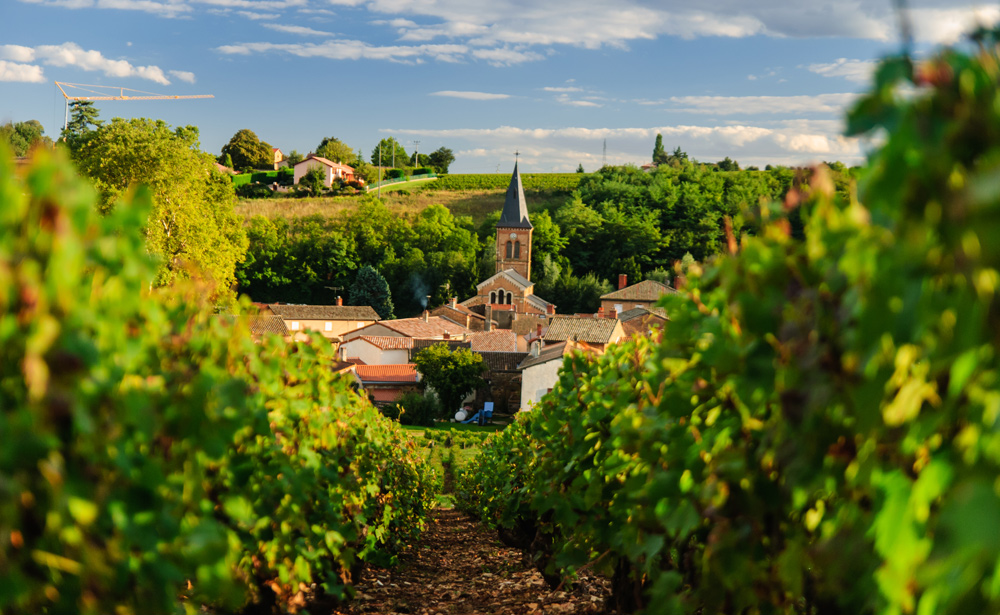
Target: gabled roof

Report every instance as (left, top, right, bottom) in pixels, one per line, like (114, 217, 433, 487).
(294, 155, 355, 171)
(517, 341, 570, 370)
(411, 339, 471, 355)
(376, 316, 472, 339)
(248, 315, 289, 337)
(357, 336, 415, 350)
(525, 293, 553, 310)
(497, 163, 532, 229)
(470, 330, 519, 353)
(601, 279, 678, 302)
(268, 304, 379, 321)
(478, 351, 529, 372)
(477, 268, 533, 291)
(543, 315, 622, 344)
(355, 364, 419, 383)
(618, 306, 667, 321)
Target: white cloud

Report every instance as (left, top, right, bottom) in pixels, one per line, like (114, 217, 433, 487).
(238, 10, 279, 18)
(807, 58, 877, 84)
(670, 93, 857, 115)
(169, 69, 196, 82)
(2, 42, 180, 85)
(216, 39, 468, 63)
(909, 5, 1000, 45)
(0, 60, 45, 82)
(469, 47, 543, 66)
(430, 90, 509, 100)
(263, 23, 333, 35)
(387, 121, 864, 172)
(543, 86, 582, 93)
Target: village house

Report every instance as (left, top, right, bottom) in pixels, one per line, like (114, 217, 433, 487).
(600, 275, 677, 316)
(430, 297, 492, 331)
(517, 340, 599, 412)
(339, 336, 413, 365)
(265, 299, 379, 342)
(342, 313, 472, 343)
(354, 364, 421, 407)
(292, 155, 357, 188)
(272, 147, 284, 170)
(542, 314, 626, 352)
(618, 306, 667, 337)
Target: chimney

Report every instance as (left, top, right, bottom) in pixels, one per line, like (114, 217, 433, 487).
(336, 296, 343, 306)
(530, 341, 540, 358)
(444, 332, 450, 340)
(422, 310, 429, 322)
(598, 306, 604, 317)
(536, 324, 542, 338)
(485, 304, 493, 332)
(618, 274, 628, 290)
(450, 297, 458, 309)
(546, 303, 555, 315)
(609, 308, 617, 320)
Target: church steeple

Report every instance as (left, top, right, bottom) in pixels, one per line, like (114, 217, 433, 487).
(498, 162, 532, 229)
(496, 162, 533, 280)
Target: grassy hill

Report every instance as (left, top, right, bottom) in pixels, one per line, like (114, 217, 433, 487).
(235, 173, 582, 227)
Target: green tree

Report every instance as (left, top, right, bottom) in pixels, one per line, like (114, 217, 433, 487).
(221, 152, 234, 169)
(316, 136, 354, 163)
(70, 117, 247, 302)
(0, 120, 50, 156)
(285, 149, 305, 165)
(716, 156, 740, 171)
(413, 343, 486, 418)
(576, 163, 585, 173)
(59, 101, 102, 146)
(220, 128, 271, 171)
(297, 166, 326, 196)
(427, 146, 455, 174)
(349, 265, 395, 319)
(371, 137, 409, 168)
(351, 155, 379, 184)
(652, 133, 668, 165)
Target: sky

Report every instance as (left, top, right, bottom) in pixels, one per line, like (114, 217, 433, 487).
(1, 0, 997, 173)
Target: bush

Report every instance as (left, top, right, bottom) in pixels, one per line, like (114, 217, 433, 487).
(385, 168, 406, 180)
(394, 391, 439, 426)
(412, 167, 435, 176)
(235, 182, 274, 198)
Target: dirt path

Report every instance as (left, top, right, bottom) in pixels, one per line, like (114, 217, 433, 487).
(331, 509, 610, 615)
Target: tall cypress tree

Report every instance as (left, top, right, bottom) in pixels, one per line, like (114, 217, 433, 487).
(349, 265, 395, 320)
(652, 133, 667, 165)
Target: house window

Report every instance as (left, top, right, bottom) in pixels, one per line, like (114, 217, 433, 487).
(325, 322, 333, 331)
(615, 304, 623, 313)
(505, 241, 513, 258)
(514, 241, 520, 258)
(506, 291, 513, 304)
(490, 291, 496, 304)
(291, 321, 300, 330)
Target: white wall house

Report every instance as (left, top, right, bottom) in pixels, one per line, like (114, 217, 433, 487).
(292, 156, 356, 188)
(340, 336, 412, 365)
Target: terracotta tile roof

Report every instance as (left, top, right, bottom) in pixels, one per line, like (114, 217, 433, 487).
(248, 315, 289, 337)
(601, 279, 678, 302)
(517, 341, 571, 370)
(268, 304, 379, 321)
(359, 335, 415, 350)
(476, 269, 533, 291)
(370, 389, 405, 403)
(355, 364, 419, 383)
(295, 156, 355, 172)
(470, 330, 519, 352)
(543, 315, 621, 344)
(618, 306, 668, 321)
(478, 351, 529, 372)
(378, 316, 472, 339)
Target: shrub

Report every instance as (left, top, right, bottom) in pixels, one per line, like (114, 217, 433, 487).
(394, 391, 439, 426)
(235, 182, 274, 198)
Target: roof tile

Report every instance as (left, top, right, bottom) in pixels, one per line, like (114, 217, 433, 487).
(601, 279, 678, 302)
(543, 315, 621, 344)
(268, 304, 380, 321)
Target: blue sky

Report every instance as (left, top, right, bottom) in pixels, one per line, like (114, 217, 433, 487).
(2, 0, 996, 172)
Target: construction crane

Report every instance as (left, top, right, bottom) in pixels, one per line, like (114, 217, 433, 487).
(55, 81, 214, 131)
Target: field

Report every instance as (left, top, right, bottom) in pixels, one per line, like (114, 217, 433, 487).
(235, 186, 571, 227)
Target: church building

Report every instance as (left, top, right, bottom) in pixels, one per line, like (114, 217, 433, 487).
(460, 163, 554, 325)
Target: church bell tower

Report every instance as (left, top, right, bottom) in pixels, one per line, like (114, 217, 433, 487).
(495, 162, 533, 280)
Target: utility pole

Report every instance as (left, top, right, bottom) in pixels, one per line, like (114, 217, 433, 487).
(603, 139, 607, 167)
(378, 141, 382, 198)
(412, 140, 420, 166)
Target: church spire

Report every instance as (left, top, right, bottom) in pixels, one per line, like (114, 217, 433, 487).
(497, 162, 532, 229)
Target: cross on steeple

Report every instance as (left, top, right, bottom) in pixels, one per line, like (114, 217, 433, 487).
(514, 150, 519, 162)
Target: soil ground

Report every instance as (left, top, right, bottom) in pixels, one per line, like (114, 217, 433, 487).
(331, 509, 610, 615)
